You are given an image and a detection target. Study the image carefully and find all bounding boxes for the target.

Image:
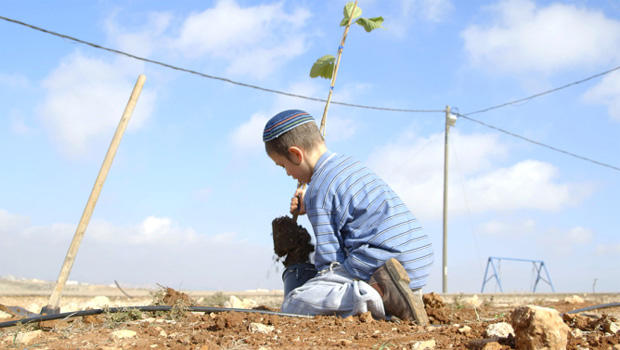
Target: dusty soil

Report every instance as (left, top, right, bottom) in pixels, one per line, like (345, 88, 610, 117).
(271, 216, 314, 267)
(1, 287, 618, 349)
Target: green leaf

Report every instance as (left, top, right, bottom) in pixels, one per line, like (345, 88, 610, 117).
(309, 55, 335, 79)
(340, 2, 362, 26)
(355, 16, 384, 32)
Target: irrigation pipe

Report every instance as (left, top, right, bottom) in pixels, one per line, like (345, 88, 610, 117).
(0, 305, 313, 329)
(564, 302, 620, 315)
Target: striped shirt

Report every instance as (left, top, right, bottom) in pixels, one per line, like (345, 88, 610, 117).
(305, 151, 433, 289)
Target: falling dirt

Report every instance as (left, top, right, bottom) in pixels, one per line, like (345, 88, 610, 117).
(1, 291, 618, 349)
(271, 216, 314, 267)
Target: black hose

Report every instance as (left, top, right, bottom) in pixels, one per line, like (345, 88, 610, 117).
(0, 305, 312, 329)
(565, 302, 620, 315)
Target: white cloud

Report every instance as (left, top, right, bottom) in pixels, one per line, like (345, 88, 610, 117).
(39, 52, 156, 157)
(539, 226, 594, 255)
(462, 0, 620, 74)
(0, 210, 279, 290)
(367, 130, 591, 220)
(465, 160, 581, 212)
(231, 113, 268, 153)
(389, 0, 454, 37)
(0, 209, 29, 236)
(172, 0, 311, 78)
(566, 226, 593, 245)
(416, 0, 454, 22)
(478, 218, 536, 237)
(583, 71, 620, 122)
(105, 12, 173, 57)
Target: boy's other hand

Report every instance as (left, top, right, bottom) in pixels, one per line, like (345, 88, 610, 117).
(290, 187, 306, 215)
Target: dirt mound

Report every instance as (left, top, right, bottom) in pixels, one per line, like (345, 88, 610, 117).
(271, 216, 314, 267)
(424, 292, 452, 324)
(154, 287, 194, 306)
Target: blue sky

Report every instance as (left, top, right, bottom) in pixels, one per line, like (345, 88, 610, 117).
(1, 0, 619, 293)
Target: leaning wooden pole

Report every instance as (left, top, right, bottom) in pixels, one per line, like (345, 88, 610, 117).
(319, 0, 358, 137)
(41, 74, 146, 314)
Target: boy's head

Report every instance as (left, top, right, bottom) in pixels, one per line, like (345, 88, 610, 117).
(263, 109, 325, 183)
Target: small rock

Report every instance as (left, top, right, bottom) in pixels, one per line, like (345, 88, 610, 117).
(159, 330, 167, 337)
(14, 330, 42, 345)
(224, 295, 257, 309)
(359, 311, 373, 323)
(604, 320, 620, 334)
(563, 295, 584, 304)
(486, 322, 515, 338)
(339, 339, 353, 346)
(100, 347, 122, 350)
(111, 329, 137, 339)
(411, 339, 436, 350)
(249, 322, 274, 334)
(613, 344, 620, 350)
(458, 325, 472, 333)
(570, 328, 584, 338)
(511, 305, 569, 350)
(0, 311, 11, 319)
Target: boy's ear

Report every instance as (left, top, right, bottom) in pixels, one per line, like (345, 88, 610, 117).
(287, 146, 303, 165)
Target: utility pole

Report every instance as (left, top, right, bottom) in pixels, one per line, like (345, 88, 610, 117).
(442, 105, 457, 293)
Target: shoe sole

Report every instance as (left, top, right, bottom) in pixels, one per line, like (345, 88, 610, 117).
(384, 258, 429, 326)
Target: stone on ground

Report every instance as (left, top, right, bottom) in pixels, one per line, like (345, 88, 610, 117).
(486, 322, 515, 338)
(511, 305, 569, 350)
(224, 295, 257, 309)
(111, 329, 137, 339)
(411, 339, 436, 350)
(563, 295, 584, 304)
(13, 330, 43, 345)
(249, 322, 274, 334)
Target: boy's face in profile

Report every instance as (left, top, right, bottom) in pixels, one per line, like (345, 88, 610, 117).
(268, 149, 312, 184)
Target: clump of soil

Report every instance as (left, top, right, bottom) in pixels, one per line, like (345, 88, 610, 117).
(271, 216, 314, 267)
(152, 287, 194, 307)
(423, 292, 452, 324)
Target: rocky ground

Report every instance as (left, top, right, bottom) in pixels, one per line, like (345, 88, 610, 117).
(0, 278, 618, 349)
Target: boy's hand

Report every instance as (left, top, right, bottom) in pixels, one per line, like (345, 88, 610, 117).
(290, 187, 306, 215)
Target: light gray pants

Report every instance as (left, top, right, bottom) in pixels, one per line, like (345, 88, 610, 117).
(281, 263, 385, 319)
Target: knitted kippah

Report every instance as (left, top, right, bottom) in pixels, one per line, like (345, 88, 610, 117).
(263, 110, 315, 142)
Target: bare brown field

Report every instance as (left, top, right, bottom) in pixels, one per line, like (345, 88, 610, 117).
(1, 278, 618, 349)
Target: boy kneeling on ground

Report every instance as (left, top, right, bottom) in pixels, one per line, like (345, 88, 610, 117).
(264, 110, 432, 324)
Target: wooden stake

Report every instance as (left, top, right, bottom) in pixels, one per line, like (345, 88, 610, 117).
(319, 0, 358, 137)
(42, 74, 146, 314)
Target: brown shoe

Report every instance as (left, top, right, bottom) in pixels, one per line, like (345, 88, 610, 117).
(368, 258, 429, 325)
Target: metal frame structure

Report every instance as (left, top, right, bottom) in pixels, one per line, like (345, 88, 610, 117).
(480, 256, 555, 293)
